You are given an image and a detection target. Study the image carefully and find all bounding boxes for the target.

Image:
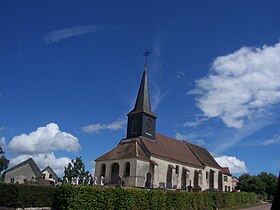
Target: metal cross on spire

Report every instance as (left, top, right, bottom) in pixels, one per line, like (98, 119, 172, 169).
(143, 49, 151, 65)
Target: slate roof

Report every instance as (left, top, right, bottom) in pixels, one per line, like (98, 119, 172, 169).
(96, 133, 221, 169)
(140, 134, 204, 168)
(185, 142, 221, 169)
(95, 139, 149, 161)
(221, 167, 232, 175)
(5, 157, 43, 178)
(127, 66, 156, 117)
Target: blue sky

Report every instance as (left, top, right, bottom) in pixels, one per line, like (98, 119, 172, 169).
(1, 1, 280, 177)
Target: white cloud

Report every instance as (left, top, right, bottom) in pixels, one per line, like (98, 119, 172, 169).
(175, 71, 187, 80)
(214, 155, 248, 174)
(43, 24, 126, 44)
(183, 121, 200, 127)
(191, 42, 280, 128)
(9, 152, 70, 177)
(175, 132, 205, 145)
(0, 127, 4, 131)
(151, 85, 167, 111)
(175, 132, 188, 141)
(7, 123, 80, 154)
(82, 118, 126, 134)
(0, 137, 5, 146)
(262, 135, 280, 146)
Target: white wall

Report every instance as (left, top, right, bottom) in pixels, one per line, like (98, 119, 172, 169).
(95, 158, 140, 187)
(4, 164, 37, 184)
(42, 168, 57, 182)
(222, 174, 232, 192)
(95, 157, 221, 191)
(150, 156, 220, 191)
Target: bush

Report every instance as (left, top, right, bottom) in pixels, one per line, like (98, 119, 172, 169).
(0, 183, 256, 209)
(53, 186, 256, 210)
(0, 182, 55, 208)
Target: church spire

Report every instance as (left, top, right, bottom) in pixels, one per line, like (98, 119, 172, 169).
(126, 50, 157, 140)
(130, 64, 155, 116)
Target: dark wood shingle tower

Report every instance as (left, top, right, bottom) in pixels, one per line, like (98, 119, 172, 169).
(126, 60, 157, 140)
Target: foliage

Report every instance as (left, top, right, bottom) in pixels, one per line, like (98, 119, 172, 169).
(63, 156, 92, 185)
(0, 182, 55, 208)
(237, 172, 278, 200)
(0, 182, 256, 209)
(53, 185, 256, 210)
(0, 146, 9, 178)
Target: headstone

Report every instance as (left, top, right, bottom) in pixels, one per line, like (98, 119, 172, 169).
(159, 182, 165, 188)
(76, 177, 79, 185)
(88, 176, 91, 185)
(71, 177, 75, 185)
(93, 176, 97, 185)
(117, 176, 123, 187)
(100, 176, 104, 186)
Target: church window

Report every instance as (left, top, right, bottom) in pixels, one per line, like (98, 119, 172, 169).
(100, 164, 106, 177)
(175, 165, 179, 175)
(225, 186, 227, 192)
(224, 175, 228, 182)
(124, 162, 130, 177)
(11, 178, 14, 183)
(49, 174, 53, 178)
(146, 119, 152, 135)
(131, 119, 138, 134)
(206, 171, 209, 179)
(228, 186, 231, 191)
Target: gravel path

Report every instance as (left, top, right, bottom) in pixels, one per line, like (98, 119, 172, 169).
(241, 202, 271, 210)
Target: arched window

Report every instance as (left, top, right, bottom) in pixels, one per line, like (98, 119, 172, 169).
(131, 119, 138, 134)
(100, 164, 106, 177)
(146, 119, 152, 135)
(124, 162, 130, 177)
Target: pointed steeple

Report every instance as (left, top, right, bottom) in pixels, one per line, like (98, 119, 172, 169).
(129, 65, 156, 117)
(126, 51, 157, 140)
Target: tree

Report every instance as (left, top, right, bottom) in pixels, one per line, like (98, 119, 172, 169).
(0, 146, 9, 180)
(63, 156, 92, 185)
(259, 172, 278, 199)
(237, 172, 278, 200)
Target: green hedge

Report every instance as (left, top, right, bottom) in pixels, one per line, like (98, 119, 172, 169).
(0, 183, 256, 209)
(53, 186, 256, 210)
(0, 182, 55, 208)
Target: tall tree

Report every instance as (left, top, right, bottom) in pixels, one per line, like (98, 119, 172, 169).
(0, 146, 9, 179)
(259, 172, 278, 199)
(63, 157, 92, 185)
(237, 172, 278, 199)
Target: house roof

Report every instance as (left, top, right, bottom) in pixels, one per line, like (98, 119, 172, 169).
(221, 167, 232, 175)
(184, 142, 221, 169)
(5, 157, 43, 178)
(95, 133, 221, 169)
(42, 166, 59, 180)
(95, 139, 150, 161)
(141, 134, 204, 167)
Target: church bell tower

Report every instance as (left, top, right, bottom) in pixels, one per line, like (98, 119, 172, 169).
(126, 50, 157, 140)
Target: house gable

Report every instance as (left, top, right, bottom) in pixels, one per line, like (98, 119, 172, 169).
(4, 158, 42, 184)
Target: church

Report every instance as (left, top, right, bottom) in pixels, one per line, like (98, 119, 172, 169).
(94, 58, 222, 191)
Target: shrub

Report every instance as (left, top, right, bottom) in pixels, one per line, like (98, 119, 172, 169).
(0, 183, 256, 209)
(0, 182, 55, 208)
